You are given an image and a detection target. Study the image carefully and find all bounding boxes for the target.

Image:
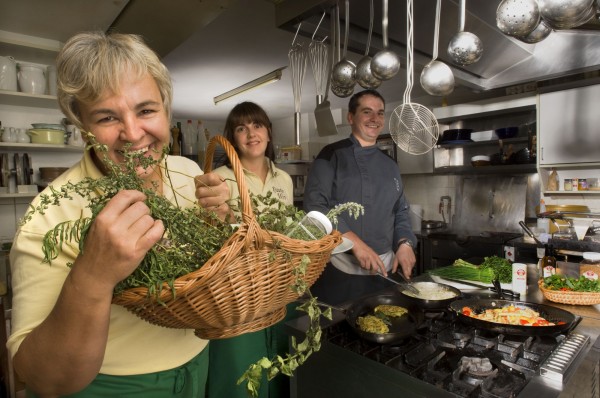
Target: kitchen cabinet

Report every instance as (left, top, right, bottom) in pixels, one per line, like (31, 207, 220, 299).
(537, 83, 600, 196)
(538, 84, 600, 166)
(432, 94, 537, 175)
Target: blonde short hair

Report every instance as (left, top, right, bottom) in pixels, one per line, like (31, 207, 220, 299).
(56, 31, 173, 128)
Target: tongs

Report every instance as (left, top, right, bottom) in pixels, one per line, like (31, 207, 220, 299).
(518, 220, 543, 246)
(377, 271, 420, 295)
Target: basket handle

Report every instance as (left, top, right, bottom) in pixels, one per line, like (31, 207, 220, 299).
(203, 135, 254, 224)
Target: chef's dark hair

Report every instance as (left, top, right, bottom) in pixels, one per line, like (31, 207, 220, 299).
(348, 89, 385, 114)
(217, 102, 275, 168)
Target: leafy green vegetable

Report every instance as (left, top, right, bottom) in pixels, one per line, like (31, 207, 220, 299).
(543, 274, 600, 292)
(427, 256, 512, 284)
(479, 255, 512, 283)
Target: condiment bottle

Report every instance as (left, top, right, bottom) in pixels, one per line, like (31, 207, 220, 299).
(580, 252, 600, 280)
(541, 244, 556, 278)
(286, 211, 332, 241)
(512, 262, 527, 295)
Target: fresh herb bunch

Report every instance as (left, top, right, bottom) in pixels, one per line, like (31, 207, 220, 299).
(479, 255, 512, 283)
(543, 274, 600, 292)
(21, 135, 232, 297)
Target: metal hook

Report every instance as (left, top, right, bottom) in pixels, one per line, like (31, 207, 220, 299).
(312, 12, 326, 40)
(292, 22, 302, 46)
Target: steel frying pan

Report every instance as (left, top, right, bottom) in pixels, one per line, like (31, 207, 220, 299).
(399, 281, 462, 310)
(343, 294, 424, 344)
(449, 298, 579, 336)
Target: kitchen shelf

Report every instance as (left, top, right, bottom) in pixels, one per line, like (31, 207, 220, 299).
(0, 30, 61, 64)
(0, 192, 36, 199)
(538, 162, 600, 169)
(434, 163, 537, 175)
(0, 143, 83, 152)
(0, 90, 58, 109)
(433, 94, 536, 123)
(543, 190, 600, 196)
(437, 136, 529, 148)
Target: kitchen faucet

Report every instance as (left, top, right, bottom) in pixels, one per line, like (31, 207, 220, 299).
(439, 196, 451, 224)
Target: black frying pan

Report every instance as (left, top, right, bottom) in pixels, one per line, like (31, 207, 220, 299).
(343, 294, 424, 344)
(398, 281, 462, 310)
(449, 298, 578, 336)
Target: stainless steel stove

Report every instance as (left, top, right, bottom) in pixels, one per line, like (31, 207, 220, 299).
(290, 304, 593, 398)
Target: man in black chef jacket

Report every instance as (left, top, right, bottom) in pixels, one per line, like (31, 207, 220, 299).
(304, 89, 416, 302)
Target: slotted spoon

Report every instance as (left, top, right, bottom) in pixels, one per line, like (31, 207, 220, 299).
(389, 0, 439, 155)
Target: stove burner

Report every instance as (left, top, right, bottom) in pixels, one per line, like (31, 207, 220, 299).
(322, 306, 584, 398)
(460, 357, 495, 377)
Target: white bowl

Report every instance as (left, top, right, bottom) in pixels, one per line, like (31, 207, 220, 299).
(471, 130, 496, 141)
(471, 155, 490, 162)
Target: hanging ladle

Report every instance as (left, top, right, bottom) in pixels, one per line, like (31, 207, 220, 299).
(331, 0, 356, 90)
(447, 0, 483, 66)
(370, 0, 400, 80)
(420, 0, 454, 96)
(355, 0, 381, 89)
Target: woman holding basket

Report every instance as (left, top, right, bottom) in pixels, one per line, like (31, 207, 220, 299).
(7, 31, 231, 397)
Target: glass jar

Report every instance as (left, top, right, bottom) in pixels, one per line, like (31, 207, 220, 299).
(578, 178, 588, 191)
(286, 211, 332, 241)
(563, 178, 572, 191)
(580, 252, 600, 280)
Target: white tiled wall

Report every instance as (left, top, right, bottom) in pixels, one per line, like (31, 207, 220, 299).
(403, 174, 459, 223)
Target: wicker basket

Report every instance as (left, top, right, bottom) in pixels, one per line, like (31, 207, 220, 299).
(112, 136, 342, 339)
(538, 280, 600, 305)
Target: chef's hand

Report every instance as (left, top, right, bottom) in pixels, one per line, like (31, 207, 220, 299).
(345, 232, 388, 276)
(394, 244, 416, 279)
(194, 173, 234, 221)
(75, 190, 164, 290)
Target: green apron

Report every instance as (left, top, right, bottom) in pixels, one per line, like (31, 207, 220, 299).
(27, 346, 208, 398)
(206, 303, 300, 398)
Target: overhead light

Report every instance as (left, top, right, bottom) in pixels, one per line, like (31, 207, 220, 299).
(213, 67, 286, 105)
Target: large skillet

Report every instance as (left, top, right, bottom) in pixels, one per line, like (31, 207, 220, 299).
(343, 294, 424, 344)
(449, 298, 578, 336)
(398, 281, 462, 310)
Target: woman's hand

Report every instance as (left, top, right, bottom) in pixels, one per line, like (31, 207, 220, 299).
(76, 190, 164, 290)
(194, 172, 233, 220)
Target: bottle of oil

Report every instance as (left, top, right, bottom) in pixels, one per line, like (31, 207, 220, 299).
(541, 244, 556, 279)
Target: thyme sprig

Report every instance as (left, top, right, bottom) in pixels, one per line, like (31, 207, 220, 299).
(21, 134, 232, 297)
(237, 201, 364, 398)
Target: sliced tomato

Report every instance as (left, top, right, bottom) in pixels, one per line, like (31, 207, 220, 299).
(462, 307, 472, 316)
(519, 318, 530, 325)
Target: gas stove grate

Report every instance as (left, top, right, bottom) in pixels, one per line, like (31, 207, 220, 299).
(540, 333, 590, 382)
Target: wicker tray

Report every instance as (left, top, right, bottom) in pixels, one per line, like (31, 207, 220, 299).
(538, 280, 600, 306)
(112, 136, 342, 339)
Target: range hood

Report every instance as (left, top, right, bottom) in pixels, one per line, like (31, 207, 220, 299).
(274, 0, 600, 94)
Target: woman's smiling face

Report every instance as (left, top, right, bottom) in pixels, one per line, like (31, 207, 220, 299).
(233, 121, 270, 161)
(78, 73, 170, 180)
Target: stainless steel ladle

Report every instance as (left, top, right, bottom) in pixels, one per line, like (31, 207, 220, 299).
(355, 0, 381, 89)
(420, 0, 454, 96)
(447, 0, 483, 66)
(370, 0, 400, 80)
